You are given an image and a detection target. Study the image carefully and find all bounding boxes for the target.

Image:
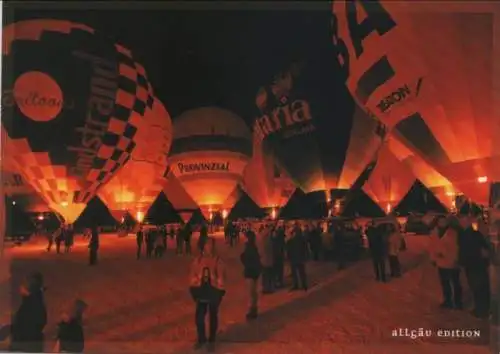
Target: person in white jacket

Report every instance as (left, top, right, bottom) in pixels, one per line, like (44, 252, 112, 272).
(429, 215, 463, 309)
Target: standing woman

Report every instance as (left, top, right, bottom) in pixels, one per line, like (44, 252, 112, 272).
(429, 216, 463, 309)
(189, 238, 225, 352)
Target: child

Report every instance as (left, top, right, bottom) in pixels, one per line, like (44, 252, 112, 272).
(54, 299, 87, 353)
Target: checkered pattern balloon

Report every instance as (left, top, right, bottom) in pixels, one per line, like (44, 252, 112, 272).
(1, 19, 154, 222)
(98, 97, 172, 221)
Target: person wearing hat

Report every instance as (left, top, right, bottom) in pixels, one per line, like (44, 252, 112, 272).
(10, 272, 47, 352)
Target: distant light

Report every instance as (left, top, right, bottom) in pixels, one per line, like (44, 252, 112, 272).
(60, 201, 69, 207)
(386, 203, 392, 214)
(477, 176, 488, 184)
(136, 211, 145, 223)
(446, 191, 455, 197)
(208, 212, 213, 221)
(222, 209, 228, 219)
(37, 215, 44, 221)
(12, 201, 16, 205)
(271, 208, 277, 220)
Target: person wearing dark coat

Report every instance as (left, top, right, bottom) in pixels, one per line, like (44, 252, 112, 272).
(258, 224, 275, 294)
(64, 224, 74, 253)
(240, 230, 262, 320)
(88, 226, 99, 265)
(184, 223, 193, 255)
(176, 226, 184, 254)
(198, 223, 209, 253)
(162, 226, 168, 252)
(309, 222, 322, 261)
(272, 225, 286, 288)
(367, 221, 387, 282)
(458, 216, 491, 318)
(55, 226, 64, 254)
(55, 299, 87, 353)
(169, 225, 175, 240)
(286, 224, 308, 291)
(334, 224, 347, 270)
(145, 229, 154, 258)
(10, 272, 47, 353)
(136, 226, 144, 259)
(154, 228, 165, 258)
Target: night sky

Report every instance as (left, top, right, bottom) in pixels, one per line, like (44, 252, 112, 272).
(5, 1, 340, 128)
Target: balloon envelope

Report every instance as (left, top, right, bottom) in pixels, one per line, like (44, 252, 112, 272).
(387, 136, 458, 210)
(2, 19, 154, 222)
(242, 132, 295, 210)
(362, 142, 415, 214)
(253, 61, 385, 194)
(331, 1, 500, 205)
(168, 107, 252, 217)
(98, 97, 172, 221)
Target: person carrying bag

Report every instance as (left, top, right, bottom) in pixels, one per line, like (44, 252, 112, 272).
(189, 238, 225, 352)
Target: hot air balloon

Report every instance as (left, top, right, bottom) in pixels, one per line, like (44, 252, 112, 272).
(168, 107, 252, 220)
(242, 131, 296, 216)
(1, 19, 154, 223)
(253, 60, 385, 196)
(98, 97, 172, 222)
(331, 1, 500, 205)
(362, 142, 415, 214)
(387, 136, 458, 210)
(2, 154, 51, 213)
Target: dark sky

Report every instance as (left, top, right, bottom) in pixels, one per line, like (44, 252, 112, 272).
(5, 1, 337, 127)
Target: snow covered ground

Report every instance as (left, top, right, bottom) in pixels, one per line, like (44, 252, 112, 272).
(0, 233, 496, 353)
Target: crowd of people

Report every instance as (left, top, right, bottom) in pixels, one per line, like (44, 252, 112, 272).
(1, 213, 497, 352)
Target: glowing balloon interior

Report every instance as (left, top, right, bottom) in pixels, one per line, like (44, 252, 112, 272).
(362, 142, 415, 214)
(387, 135, 458, 210)
(98, 97, 172, 221)
(331, 1, 500, 205)
(1, 19, 154, 222)
(242, 133, 296, 212)
(169, 107, 252, 218)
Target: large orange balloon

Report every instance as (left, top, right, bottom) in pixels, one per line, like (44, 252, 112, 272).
(242, 132, 295, 211)
(331, 1, 500, 205)
(362, 142, 415, 214)
(387, 136, 458, 211)
(2, 19, 154, 222)
(168, 107, 252, 220)
(98, 97, 172, 221)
